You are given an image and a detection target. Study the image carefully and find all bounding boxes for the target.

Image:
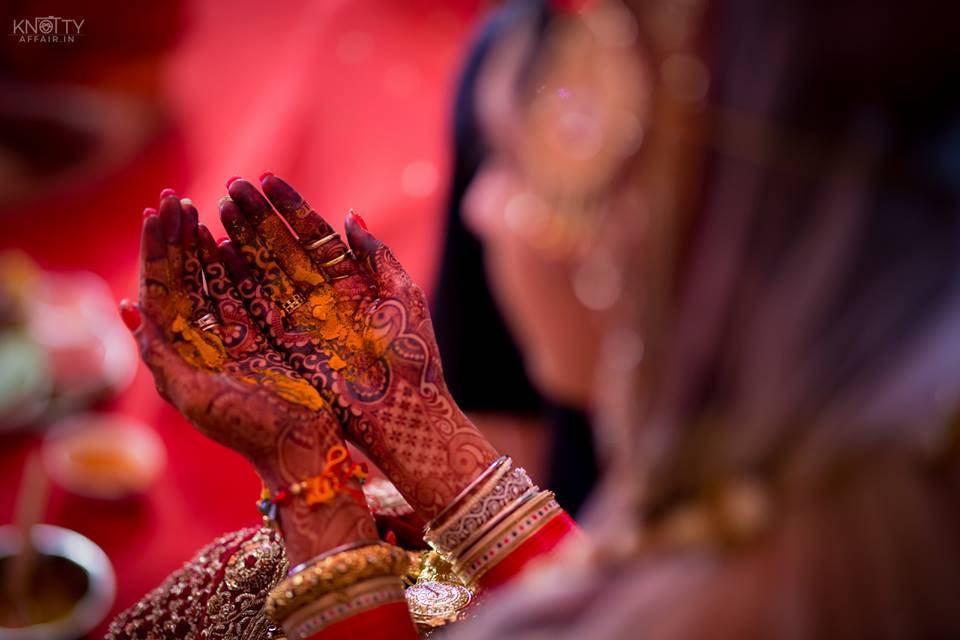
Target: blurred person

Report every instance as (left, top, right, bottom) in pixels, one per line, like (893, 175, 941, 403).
(433, 0, 600, 515)
(111, 0, 960, 639)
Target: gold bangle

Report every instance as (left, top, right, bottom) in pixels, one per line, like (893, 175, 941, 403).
(265, 543, 409, 623)
(283, 575, 407, 639)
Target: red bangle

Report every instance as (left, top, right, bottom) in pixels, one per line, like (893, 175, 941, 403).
(301, 601, 419, 640)
(475, 511, 579, 591)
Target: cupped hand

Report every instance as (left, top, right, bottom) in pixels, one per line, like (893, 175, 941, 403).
(216, 175, 499, 518)
(124, 191, 376, 563)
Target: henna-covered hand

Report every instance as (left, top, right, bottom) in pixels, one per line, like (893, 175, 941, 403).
(217, 176, 499, 518)
(123, 190, 377, 564)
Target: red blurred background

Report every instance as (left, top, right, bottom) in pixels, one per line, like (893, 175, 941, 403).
(0, 0, 485, 634)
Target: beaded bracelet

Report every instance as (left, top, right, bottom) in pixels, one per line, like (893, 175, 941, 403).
(257, 445, 367, 525)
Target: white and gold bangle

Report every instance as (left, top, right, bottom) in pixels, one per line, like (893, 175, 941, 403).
(425, 464, 536, 555)
(449, 485, 540, 557)
(425, 456, 509, 531)
(454, 491, 561, 587)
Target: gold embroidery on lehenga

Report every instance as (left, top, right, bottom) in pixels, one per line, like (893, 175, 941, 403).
(105, 527, 288, 640)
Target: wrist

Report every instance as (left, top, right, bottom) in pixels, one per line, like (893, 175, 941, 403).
(413, 405, 501, 519)
(346, 386, 500, 521)
(256, 444, 379, 567)
(420, 456, 574, 591)
(277, 489, 377, 567)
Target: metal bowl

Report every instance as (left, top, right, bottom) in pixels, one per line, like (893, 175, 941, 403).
(0, 524, 115, 640)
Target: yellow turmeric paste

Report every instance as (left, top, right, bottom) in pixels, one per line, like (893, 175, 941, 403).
(171, 315, 227, 370)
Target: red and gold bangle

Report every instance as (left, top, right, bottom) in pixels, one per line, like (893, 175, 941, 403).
(419, 456, 577, 591)
(281, 574, 409, 639)
(265, 543, 409, 629)
(453, 491, 562, 587)
(258, 445, 368, 525)
(424, 458, 536, 556)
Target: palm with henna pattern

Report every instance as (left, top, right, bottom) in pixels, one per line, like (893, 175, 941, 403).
(217, 176, 499, 519)
(125, 191, 376, 565)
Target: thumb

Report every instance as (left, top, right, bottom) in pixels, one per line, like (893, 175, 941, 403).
(344, 211, 414, 299)
(119, 300, 194, 402)
(119, 299, 162, 362)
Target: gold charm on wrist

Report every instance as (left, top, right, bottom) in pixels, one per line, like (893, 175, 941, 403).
(406, 580, 472, 630)
(404, 551, 473, 631)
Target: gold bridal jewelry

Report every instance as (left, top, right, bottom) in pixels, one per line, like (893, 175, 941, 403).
(304, 232, 339, 252)
(264, 542, 409, 624)
(194, 312, 219, 332)
(319, 251, 351, 269)
(281, 293, 306, 314)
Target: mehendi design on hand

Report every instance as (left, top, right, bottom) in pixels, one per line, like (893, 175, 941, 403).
(217, 177, 500, 519)
(130, 191, 376, 565)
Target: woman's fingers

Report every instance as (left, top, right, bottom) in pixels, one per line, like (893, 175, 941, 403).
(139, 213, 176, 327)
(124, 303, 210, 415)
(259, 174, 367, 288)
(227, 178, 328, 291)
(219, 196, 304, 310)
(344, 212, 418, 303)
(218, 239, 289, 344)
(158, 193, 184, 280)
(197, 225, 266, 356)
(179, 200, 216, 324)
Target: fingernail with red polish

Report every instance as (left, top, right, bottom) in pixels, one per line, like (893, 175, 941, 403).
(119, 299, 141, 332)
(259, 170, 274, 182)
(160, 187, 177, 199)
(226, 175, 243, 189)
(143, 207, 157, 218)
(346, 210, 368, 231)
(216, 236, 230, 246)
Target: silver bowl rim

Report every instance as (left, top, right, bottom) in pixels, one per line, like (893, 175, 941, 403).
(0, 523, 116, 640)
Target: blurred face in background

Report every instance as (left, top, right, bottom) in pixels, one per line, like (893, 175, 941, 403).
(463, 2, 648, 409)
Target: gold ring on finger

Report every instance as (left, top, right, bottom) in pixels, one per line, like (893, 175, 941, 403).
(320, 251, 351, 269)
(195, 313, 220, 332)
(304, 232, 339, 252)
(281, 293, 306, 314)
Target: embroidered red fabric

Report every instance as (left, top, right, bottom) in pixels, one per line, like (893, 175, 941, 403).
(106, 527, 288, 640)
